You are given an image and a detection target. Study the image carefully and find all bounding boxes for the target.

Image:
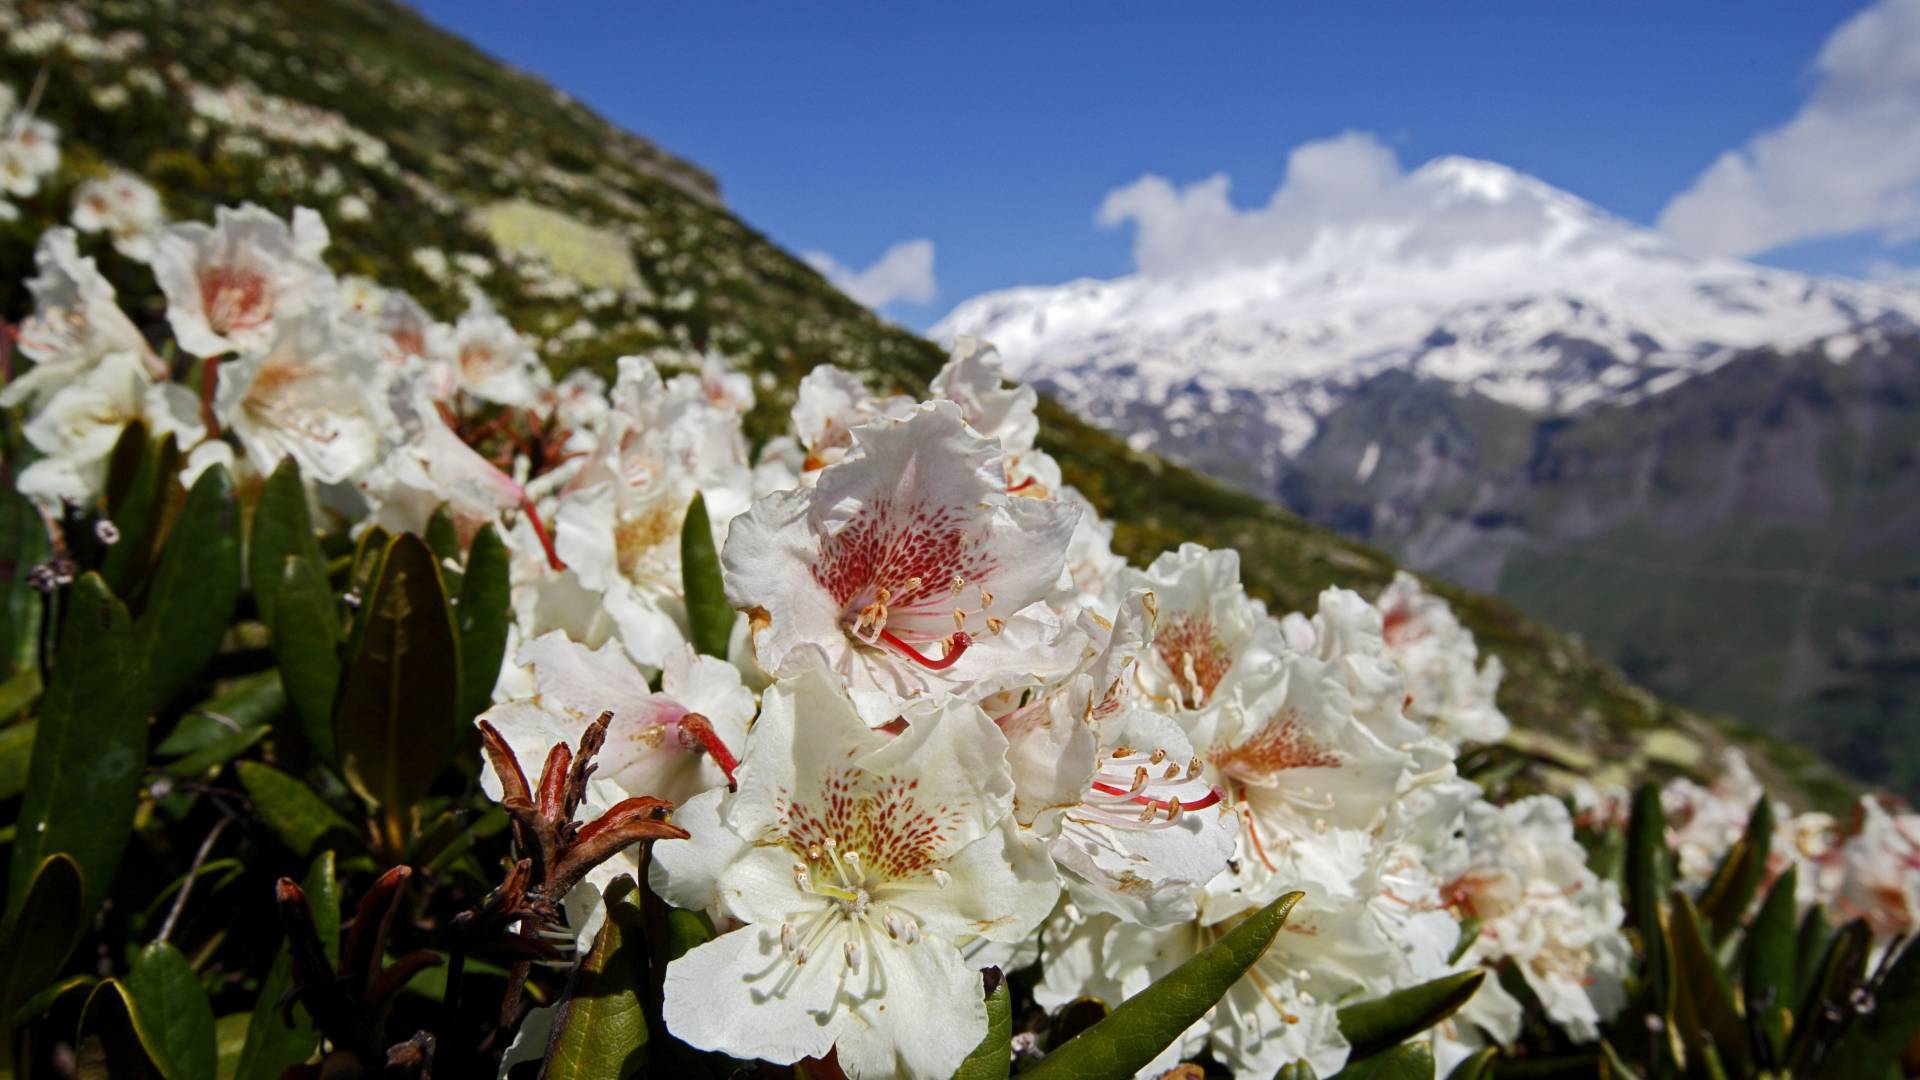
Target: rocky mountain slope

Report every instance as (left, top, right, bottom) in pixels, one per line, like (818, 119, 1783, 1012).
(936, 156, 1920, 796)
(0, 0, 1855, 807)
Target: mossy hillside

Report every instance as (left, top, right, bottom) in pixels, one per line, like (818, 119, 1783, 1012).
(0, 0, 1855, 808)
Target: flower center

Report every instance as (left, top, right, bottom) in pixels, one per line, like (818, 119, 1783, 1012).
(1154, 613, 1232, 710)
(773, 837, 934, 976)
(200, 263, 274, 336)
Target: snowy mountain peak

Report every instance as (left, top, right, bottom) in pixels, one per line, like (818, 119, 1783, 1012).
(935, 154, 1920, 458)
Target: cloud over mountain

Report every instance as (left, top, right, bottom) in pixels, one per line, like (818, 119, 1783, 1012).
(1659, 0, 1920, 257)
(804, 238, 937, 309)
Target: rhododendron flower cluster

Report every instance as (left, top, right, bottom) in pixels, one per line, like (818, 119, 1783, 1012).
(9, 184, 1906, 1079)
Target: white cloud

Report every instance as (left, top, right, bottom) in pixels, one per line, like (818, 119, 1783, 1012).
(804, 239, 936, 309)
(1096, 132, 1591, 279)
(1658, 0, 1920, 256)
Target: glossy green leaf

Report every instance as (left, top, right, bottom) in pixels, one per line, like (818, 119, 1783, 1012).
(271, 554, 342, 762)
(1664, 890, 1749, 1076)
(0, 854, 85, 1019)
(1338, 969, 1486, 1061)
(75, 979, 166, 1079)
(425, 504, 461, 578)
(248, 458, 328, 632)
(6, 573, 146, 924)
(1743, 866, 1797, 1063)
(0, 663, 40, 722)
(0, 717, 33, 801)
(1023, 890, 1304, 1080)
(1275, 1063, 1321, 1080)
(127, 942, 217, 1080)
(1698, 796, 1773, 942)
(1598, 1040, 1644, 1079)
(1824, 938, 1920, 1074)
(213, 1012, 251, 1080)
(1791, 905, 1834, 1008)
(1624, 782, 1669, 1011)
(952, 980, 1013, 1080)
(1788, 918, 1872, 1071)
(1444, 1047, 1497, 1080)
(333, 533, 459, 854)
(161, 724, 269, 778)
(0, 486, 51, 678)
(155, 670, 283, 758)
(234, 851, 337, 1080)
(455, 523, 510, 725)
(100, 425, 174, 597)
(1329, 1041, 1434, 1079)
(680, 493, 731, 659)
(133, 465, 242, 712)
(235, 761, 363, 860)
(545, 877, 649, 1079)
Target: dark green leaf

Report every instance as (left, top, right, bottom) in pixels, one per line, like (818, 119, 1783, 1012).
(1338, 969, 1485, 1061)
(0, 854, 85, 1018)
(1698, 796, 1773, 942)
(0, 717, 33, 801)
(6, 573, 146, 924)
(133, 465, 242, 712)
(1447, 919, 1481, 966)
(1598, 1040, 1643, 1079)
(1664, 890, 1749, 1076)
(75, 979, 166, 1079)
(1625, 783, 1669, 1012)
(333, 533, 459, 854)
(456, 523, 510, 725)
(100, 425, 172, 596)
(1444, 1047, 1497, 1080)
(0, 486, 52, 678)
(952, 980, 1013, 1080)
(1329, 1041, 1434, 1079)
(1824, 938, 1920, 1074)
(1787, 918, 1873, 1071)
(1743, 866, 1797, 1063)
(127, 942, 217, 1080)
(1276, 1064, 1319, 1080)
(425, 504, 461, 580)
(271, 554, 342, 762)
(1022, 891, 1304, 1080)
(154, 670, 284, 758)
(161, 724, 269, 778)
(1792, 905, 1834, 1008)
(248, 458, 328, 632)
(545, 877, 649, 1079)
(680, 493, 731, 659)
(234, 851, 337, 1080)
(235, 761, 363, 860)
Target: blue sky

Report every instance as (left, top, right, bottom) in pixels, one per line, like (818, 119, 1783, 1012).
(411, 1, 1920, 325)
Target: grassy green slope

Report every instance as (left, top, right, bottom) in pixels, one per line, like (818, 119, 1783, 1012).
(0, 0, 1854, 807)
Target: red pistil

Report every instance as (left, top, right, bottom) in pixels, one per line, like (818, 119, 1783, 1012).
(519, 493, 565, 571)
(676, 712, 739, 786)
(1007, 476, 1037, 494)
(880, 629, 972, 671)
(1090, 782, 1224, 812)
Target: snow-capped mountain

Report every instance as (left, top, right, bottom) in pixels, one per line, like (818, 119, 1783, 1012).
(934, 157, 1920, 466)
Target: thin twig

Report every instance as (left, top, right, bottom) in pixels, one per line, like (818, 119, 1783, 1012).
(156, 813, 233, 944)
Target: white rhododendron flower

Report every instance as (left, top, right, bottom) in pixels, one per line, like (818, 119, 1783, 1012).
(655, 672, 1058, 1078)
(213, 310, 382, 484)
(1375, 572, 1509, 746)
(785, 363, 915, 474)
(4, 227, 158, 409)
(1832, 799, 1920, 941)
(1662, 748, 1772, 889)
(931, 337, 1058, 494)
(724, 401, 1079, 723)
(0, 112, 58, 198)
(16, 350, 202, 504)
(443, 291, 544, 407)
(479, 633, 749, 807)
(1122, 544, 1283, 721)
(1437, 797, 1630, 1068)
(553, 356, 753, 668)
(152, 203, 334, 357)
(70, 170, 165, 261)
